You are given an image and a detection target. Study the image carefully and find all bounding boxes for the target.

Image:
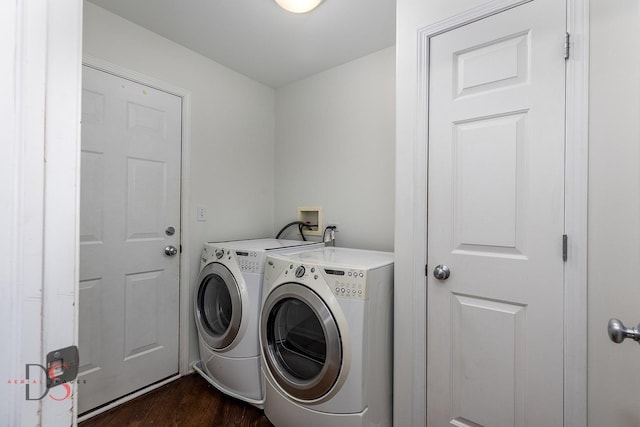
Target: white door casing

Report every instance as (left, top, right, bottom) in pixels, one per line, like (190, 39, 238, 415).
(78, 66, 182, 413)
(426, 1, 566, 426)
(3, 0, 82, 425)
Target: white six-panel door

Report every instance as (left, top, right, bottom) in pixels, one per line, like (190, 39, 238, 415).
(79, 66, 182, 413)
(427, 1, 566, 425)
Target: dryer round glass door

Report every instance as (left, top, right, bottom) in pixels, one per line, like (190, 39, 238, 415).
(261, 282, 342, 401)
(195, 262, 242, 350)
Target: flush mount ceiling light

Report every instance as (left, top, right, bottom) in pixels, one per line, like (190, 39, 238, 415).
(274, 0, 324, 13)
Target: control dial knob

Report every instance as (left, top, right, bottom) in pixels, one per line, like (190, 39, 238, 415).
(215, 249, 225, 259)
(295, 265, 306, 278)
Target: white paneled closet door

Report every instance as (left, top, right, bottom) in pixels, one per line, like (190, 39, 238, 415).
(426, 1, 566, 425)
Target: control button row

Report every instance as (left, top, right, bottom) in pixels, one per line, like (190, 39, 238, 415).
(334, 281, 363, 289)
(334, 287, 363, 296)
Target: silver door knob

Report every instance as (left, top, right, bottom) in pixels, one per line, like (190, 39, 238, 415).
(433, 264, 451, 280)
(608, 318, 640, 344)
(164, 245, 178, 256)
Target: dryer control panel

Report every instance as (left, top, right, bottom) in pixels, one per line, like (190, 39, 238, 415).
(325, 268, 367, 300)
(280, 262, 368, 300)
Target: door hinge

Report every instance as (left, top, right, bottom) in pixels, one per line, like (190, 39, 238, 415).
(564, 32, 571, 60)
(425, 264, 428, 277)
(180, 244, 182, 253)
(562, 234, 568, 262)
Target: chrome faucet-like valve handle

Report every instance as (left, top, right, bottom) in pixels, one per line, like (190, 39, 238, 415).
(608, 318, 640, 344)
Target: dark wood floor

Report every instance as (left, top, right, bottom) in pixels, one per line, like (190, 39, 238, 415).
(79, 374, 273, 427)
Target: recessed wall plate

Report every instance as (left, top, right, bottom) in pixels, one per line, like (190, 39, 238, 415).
(297, 206, 322, 236)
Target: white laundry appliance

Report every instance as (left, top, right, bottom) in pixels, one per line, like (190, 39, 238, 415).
(260, 247, 394, 427)
(193, 238, 323, 407)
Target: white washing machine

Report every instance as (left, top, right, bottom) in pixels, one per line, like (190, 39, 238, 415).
(193, 238, 323, 407)
(260, 247, 394, 427)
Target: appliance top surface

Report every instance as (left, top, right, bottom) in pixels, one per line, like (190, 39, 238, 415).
(205, 238, 322, 251)
(268, 247, 394, 269)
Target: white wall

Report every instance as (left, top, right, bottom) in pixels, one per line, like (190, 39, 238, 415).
(274, 47, 396, 252)
(588, 0, 640, 425)
(83, 2, 276, 365)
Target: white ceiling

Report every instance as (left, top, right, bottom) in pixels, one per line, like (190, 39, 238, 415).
(87, 0, 396, 88)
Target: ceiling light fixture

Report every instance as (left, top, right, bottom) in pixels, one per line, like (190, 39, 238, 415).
(274, 0, 324, 14)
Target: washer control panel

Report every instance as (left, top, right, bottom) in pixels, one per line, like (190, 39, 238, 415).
(281, 262, 367, 300)
(235, 250, 261, 273)
(200, 246, 263, 273)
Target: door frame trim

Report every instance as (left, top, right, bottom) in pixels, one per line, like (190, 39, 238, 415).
(82, 55, 193, 377)
(5, 1, 83, 424)
(396, 0, 588, 425)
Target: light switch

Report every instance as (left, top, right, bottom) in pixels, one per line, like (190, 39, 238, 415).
(196, 206, 207, 222)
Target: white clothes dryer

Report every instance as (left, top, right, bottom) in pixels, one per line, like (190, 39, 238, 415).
(260, 247, 394, 427)
(193, 238, 323, 407)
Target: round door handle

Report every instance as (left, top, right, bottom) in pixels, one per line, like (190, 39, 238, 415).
(433, 264, 450, 280)
(608, 318, 640, 344)
(164, 245, 178, 256)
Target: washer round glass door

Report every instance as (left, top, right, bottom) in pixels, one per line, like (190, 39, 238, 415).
(195, 262, 242, 350)
(261, 282, 342, 401)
